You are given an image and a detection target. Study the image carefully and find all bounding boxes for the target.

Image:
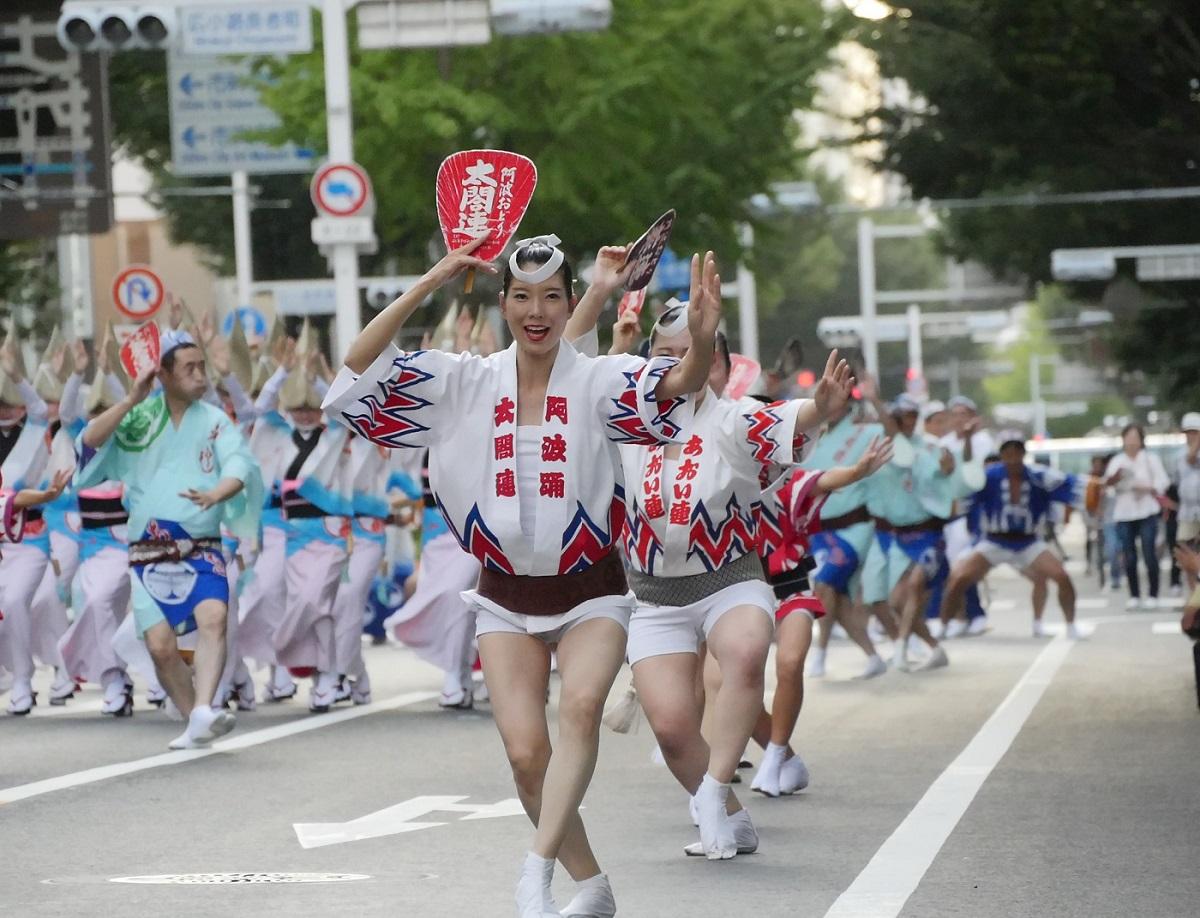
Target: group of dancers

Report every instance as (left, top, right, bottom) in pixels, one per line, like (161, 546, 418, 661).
(0, 231, 1094, 917)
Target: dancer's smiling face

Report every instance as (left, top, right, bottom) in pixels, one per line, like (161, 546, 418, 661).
(500, 245, 575, 360)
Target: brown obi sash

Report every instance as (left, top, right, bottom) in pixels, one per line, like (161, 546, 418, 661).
(872, 516, 944, 535)
(476, 548, 628, 617)
(820, 505, 870, 532)
(985, 531, 1037, 545)
(128, 537, 222, 567)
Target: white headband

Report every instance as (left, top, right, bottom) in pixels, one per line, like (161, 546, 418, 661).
(653, 298, 689, 337)
(509, 234, 565, 284)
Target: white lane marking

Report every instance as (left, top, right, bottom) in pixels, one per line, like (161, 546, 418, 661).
(1075, 597, 1110, 610)
(1152, 622, 1183, 635)
(823, 636, 1075, 918)
(0, 691, 437, 805)
(294, 796, 525, 849)
(988, 599, 1016, 612)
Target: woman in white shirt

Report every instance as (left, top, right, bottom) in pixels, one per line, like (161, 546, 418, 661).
(1105, 424, 1170, 609)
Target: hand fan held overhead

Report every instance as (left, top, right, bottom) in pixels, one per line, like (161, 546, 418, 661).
(436, 150, 538, 294)
(119, 322, 162, 380)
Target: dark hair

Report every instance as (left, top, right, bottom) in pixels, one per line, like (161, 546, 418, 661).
(1121, 423, 1145, 448)
(713, 330, 732, 375)
(501, 243, 574, 296)
(161, 343, 201, 373)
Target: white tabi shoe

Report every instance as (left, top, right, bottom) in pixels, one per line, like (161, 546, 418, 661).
(915, 645, 949, 672)
(779, 753, 811, 794)
(1032, 619, 1049, 638)
(350, 672, 372, 705)
(855, 654, 887, 680)
(965, 615, 990, 636)
(309, 672, 338, 713)
(693, 775, 738, 860)
(891, 639, 910, 673)
(684, 809, 758, 857)
(515, 852, 560, 918)
(944, 618, 967, 639)
(806, 647, 827, 678)
(49, 669, 79, 706)
(264, 667, 297, 703)
(750, 743, 786, 798)
(100, 674, 134, 716)
(6, 681, 35, 715)
(560, 874, 616, 918)
(334, 676, 353, 704)
(689, 795, 700, 827)
(233, 677, 257, 712)
(168, 705, 235, 750)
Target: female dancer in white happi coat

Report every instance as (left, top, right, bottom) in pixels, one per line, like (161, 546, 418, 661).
(616, 306, 853, 860)
(326, 234, 720, 918)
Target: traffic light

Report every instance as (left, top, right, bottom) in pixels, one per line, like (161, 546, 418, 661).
(57, 3, 177, 53)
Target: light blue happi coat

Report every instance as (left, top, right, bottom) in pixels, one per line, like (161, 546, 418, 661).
(74, 395, 263, 547)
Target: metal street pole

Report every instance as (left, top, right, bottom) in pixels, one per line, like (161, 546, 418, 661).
(231, 169, 253, 310)
(736, 222, 759, 363)
(857, 216, 879, 378)
(322, 0, 361, 360)
(1030, 353, 1047, 437)
(906, 303, 923, 379)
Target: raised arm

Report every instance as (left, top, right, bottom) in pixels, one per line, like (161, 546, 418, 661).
(1, 347, 49, 423)
(82, 369, 155, 450)
(799, 349, 855, 436)
(345, 235, 495, 374)
(815, 437, 894, 495)
(653, 252, 722, 402)
(565, 243, 632, 343)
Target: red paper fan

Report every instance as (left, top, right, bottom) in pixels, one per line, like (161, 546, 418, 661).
(436, 150, 538, 264)
(618, 288, 647, 317)
(725, 354, 761, 401)
(119, 322, 161, 380)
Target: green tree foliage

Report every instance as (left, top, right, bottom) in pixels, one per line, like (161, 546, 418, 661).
(254, 0, 847, 264)
(861, 1, 1200, 414)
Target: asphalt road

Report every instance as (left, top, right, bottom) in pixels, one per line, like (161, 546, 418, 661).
(3, 530, 1198, 918)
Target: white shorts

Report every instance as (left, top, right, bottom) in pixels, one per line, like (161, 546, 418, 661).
(973, 539, 1050, 573)
(469, 590, 635, 645)
(627, 580, 775, 666)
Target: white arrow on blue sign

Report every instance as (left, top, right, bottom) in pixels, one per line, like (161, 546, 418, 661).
(168, 52, 316, 177)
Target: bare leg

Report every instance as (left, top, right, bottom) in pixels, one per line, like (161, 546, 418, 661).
(871, 600, 899, 640)
(191, 599, 229, 710)
(532, 619, 627, 865)
(478, 631, 600, 882)
(705, 606, 773, 783)
(634, 652, 744, 815)
(1027, 552, 1076, 624)
(940, 553, 992, 624)
(145, 622, 196, 717)
(770, 611, 812, 746)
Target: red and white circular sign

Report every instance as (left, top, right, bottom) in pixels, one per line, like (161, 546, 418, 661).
(311, 162, 372, 218)
(111, 265, 165, 320)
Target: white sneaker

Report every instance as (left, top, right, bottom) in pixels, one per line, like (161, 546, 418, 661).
(560, 873, 616, 918)
(684, 809, 758, 857)
(750, 743, 786, 797)
(693, 775, 737, 860)
(1125, 597, 1140, 611)
(916, 645, 949, 672)
(855, 654, 887, 680)
(806, 648, 827, 678)
(515, 852, 559, 918)
(965, 615, 990, 636)
(779, 754, 811, 794)
(944, 619, 967, 639)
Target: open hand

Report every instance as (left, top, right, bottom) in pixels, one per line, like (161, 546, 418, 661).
(180, 488, 220, 510)
(127, 368, 156, 406)
(855, 436, 894, 479)
(813, 350, 855, 420)
(939, 447, 956, 476)
(592, 243, 634, 293)
(686, 251, 722, 344)
(610, 311, 641, 356)
(71, 340, 90, 375)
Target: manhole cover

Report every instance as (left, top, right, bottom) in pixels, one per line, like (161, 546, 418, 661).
(110, 873, 370, 885)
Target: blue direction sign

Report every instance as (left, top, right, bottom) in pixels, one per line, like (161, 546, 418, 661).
(222, 306, 268, 339)
(181, 4, 314, 55)
(168, 52, 315, 176)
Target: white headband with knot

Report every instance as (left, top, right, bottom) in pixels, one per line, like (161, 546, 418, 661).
(654, 298, 689, 337)
(509, 234, 565, 284)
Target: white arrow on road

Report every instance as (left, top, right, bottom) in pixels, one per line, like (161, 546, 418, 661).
(294, 796, 525, 849)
